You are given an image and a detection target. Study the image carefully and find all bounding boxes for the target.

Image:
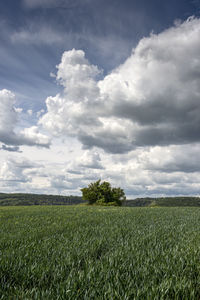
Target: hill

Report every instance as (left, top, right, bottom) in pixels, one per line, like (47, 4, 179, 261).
(0, 193, 83, 206)
(1, 193, 200, 207)
(124, 197, 200, 207)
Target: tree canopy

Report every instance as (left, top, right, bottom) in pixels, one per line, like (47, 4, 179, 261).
(81, 180, 126, 206)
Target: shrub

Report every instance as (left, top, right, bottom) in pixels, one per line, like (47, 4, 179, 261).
(81, 180, 126, 206)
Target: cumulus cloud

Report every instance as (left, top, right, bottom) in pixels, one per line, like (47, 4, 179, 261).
(3, 16, 200, 198)
(139, 144, 200, 173)
(39, 49, 102, 135)
(0, 155, 53, 193)
(39, 17, 200, 154)
(0, 157, 36, 182)
(63, 151, 104, 184)
(0, 89, 50, 148)
(20, 126, 50, 147)
(75, 150, 104, 169)
(1, 145, 200, 197)
(0, 89, 17, 133)
(50, 175, 81, 191)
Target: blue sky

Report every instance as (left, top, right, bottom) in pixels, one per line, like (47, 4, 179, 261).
(1, 0, 200, 197)
(1, 0, 199, 109)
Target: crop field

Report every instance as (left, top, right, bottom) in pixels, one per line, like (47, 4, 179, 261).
(1, 206, 200, 299)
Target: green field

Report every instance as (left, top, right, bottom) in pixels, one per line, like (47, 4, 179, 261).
(1, 206, 200, 299)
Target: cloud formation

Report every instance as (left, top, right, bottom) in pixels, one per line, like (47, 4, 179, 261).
(0, 157, 36, 182)
(75, 151, 104, 170)
(11, 26, 65, 45)
(139, 144, 200, 173)
(23, 0, 64, 9)
(0, 145, 22, 152)
(1, 142, 200, 197)
(40, 17, 200, 153)
(0, 89, 50, 148)
(23, 0, 89, 9)
(1, 16, 200, 198)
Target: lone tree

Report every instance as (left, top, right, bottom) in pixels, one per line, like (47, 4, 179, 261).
(81, 180, 126, 206)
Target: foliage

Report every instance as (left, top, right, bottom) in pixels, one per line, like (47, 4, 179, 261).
(81, 179, 126, 206)
(124, 197, 200, 207)
(0, 193, 83, 206)
(1, 193, 200, 208)
(1, 193, 200, 207)
(1, 206, 200, 299)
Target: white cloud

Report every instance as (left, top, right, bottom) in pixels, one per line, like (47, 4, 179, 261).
(0, 157, 36, 182)
(1, 143, 200, 197)
(75, 150, 104, 170)
(39, 49, 102, 137)
(2, 17, 200, 198)
(0, 89, 50, 149)
(0, 89, 17, 133)
(139, 144, 200, 173)
(40, 17, 200, 154)
(27, 109, 33, 116)
(20, 126, 50, 147)
(11, 26, 66, 45)
(56, 49, 101, 97)
(0, 155, 52, 193)
(36, 109, 45, 118)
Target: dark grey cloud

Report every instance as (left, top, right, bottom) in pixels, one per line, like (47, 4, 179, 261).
(1, 1, 200, 198)
(67, 169, 83, 175)
(40, 18, 200, 154)
(1, 144, 22, 152)
(79, 133, 133, 154)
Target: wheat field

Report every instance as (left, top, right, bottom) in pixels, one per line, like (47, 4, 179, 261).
(1, 206, 200, 299)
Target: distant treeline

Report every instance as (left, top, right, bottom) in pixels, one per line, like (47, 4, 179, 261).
(0, 193, 83, 206)
(1, 193, 200, 207)
(124, 197, 200, 207)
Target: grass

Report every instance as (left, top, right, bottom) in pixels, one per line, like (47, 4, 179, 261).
(1, 206, 200, 299)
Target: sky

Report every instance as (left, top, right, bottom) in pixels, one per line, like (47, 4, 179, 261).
(1, 0, 200, 198)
